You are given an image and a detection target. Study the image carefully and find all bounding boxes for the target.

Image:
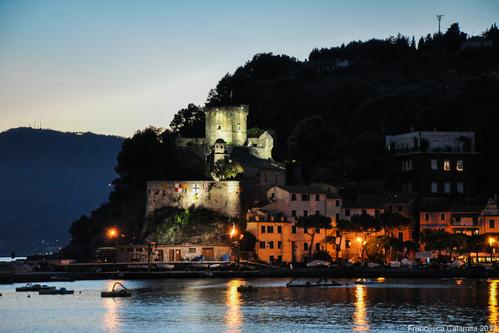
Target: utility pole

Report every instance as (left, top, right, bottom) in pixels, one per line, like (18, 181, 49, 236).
(437, 14, 444, 35)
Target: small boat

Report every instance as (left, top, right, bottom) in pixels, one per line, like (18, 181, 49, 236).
(16, 283, 56, 292)
(355, 278, 375, 284)
(286, 278, 342, 288)
(101, 282, 132, 298)
(39, 287, 74, 295)
(237, 285, 256, 292)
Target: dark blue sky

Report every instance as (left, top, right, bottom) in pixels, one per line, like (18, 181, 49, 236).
(1, 0, 497, 136)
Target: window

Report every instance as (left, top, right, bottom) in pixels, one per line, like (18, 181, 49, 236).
(267, 226, 274, 233)
(291, 193, 297, 201)
(440, 213, 445, 221)
(345, 209, 350, 217)
(490, 220, 495, 229)
(302, 194, 310, 201)
(277, 255, 282, 262)
(444, 160, 451, 171)
(315, 210, 320, 215)
(259, 241, 265, 249)
(261, 226, 266, 234)
(269, 241, 274, 249)
(217, 124, 221, 130)
(304, 227, 308, 234)
(270, 192, 275, 200)
(346, 240, 351, 248)
(398, 206, 403, 212)
(457, 182, 464, 194)
(444, 182, 451, 193)
(292, 225, 297, 233)
(431, 182, 438, 193)
(303, 210, 308, 217)
(291, 210, 296, 217)
(335, 200, 340, 207)
(316, 243, 321, 251)
(277, 241, 282, 249)
(335, 213, 340, 221)
(398, 232, 403, 241)
(424, 213, 430, 221)
(456, 160, 464, 172)
(237, 124, 241, 131)
(431, 159, 438, 170)
(362, 209, 367, 215)
(269, 255, 274, 262)
(304, 243, 309, 251)
(315, 194, 320, 201)
(189, 248, 196, 254)
(277, 226, 282, 234)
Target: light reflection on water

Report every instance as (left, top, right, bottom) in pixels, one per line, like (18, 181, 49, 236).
(0, 278, 493, 333)
(353, 284, 368, 331)
(489, 280, 498, 329)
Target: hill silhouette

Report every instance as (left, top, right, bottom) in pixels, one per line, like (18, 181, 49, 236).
(0, 127, 123, 255)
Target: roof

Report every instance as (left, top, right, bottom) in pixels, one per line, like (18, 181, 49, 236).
(274, 185, 326, 194)
(420, 198, 459, 212)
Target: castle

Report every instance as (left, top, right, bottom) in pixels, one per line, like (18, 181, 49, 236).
(175, 105, 274, 162)
(146, 105, 286, 218)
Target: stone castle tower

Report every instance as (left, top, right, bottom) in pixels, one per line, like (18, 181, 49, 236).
(205, 105, 248, 146)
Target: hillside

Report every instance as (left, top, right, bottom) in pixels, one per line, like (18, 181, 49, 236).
(0, 127, 123, 255)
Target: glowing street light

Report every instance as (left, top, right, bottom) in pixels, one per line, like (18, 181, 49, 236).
(489, 237, 496, 262)
(107, 227, 119, 239)
(230, 224, 238, 239)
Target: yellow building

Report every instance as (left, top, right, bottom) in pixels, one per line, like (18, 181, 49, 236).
(481, 198, 499, 234)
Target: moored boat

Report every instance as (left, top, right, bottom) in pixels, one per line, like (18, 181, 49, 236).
(101, 282, 132, 298)
(16, 283, 56, 292)
(39, 287, 74, 295)
(286, 278, 342, 288)
(355, 278, 375, 284)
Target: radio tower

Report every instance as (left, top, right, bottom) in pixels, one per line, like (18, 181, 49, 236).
(437, 14, 444, 35)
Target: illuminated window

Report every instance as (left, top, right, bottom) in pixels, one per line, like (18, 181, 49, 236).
(443, 160, 451, 171)
(444, 182, 451, 193)
(431, 159, 438, 170)
(431, 182, 438, 193)
(456, 160, 464, 172)
(457, 182, 464, 194)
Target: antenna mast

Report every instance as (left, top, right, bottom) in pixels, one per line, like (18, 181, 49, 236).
(437, 14, 444, 35)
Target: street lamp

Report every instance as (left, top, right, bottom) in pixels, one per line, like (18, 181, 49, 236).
(230, 224, 241, 270)
(489, 237, 496, 262)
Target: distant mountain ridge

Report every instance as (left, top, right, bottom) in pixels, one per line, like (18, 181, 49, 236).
(0, 127, 123, 255)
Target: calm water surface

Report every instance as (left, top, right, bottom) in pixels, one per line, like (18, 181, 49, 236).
(0, 278, 496, 332)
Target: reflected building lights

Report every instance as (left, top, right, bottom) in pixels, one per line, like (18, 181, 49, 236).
(224, 279, 243, 333)
(489, 280, 498, 328)
(353, 285, 369, 331)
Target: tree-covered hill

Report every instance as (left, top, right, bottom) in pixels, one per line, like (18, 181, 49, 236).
(0, 127, 123, 255)
(205, 23, 499, 191)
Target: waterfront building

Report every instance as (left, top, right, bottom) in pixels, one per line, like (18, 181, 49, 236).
(385, 131, 478, 197)
(481, 198, 499, 234)
(116, 244, 231, 263)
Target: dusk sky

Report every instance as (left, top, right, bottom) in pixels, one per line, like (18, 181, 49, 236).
(1, 0, 497, 137)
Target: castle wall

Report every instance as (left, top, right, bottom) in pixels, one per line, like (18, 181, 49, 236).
(146, 180, 241, 217)
(205, 106, 248, 146)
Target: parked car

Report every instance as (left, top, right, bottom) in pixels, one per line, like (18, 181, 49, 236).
(306, 260, 331, 268)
